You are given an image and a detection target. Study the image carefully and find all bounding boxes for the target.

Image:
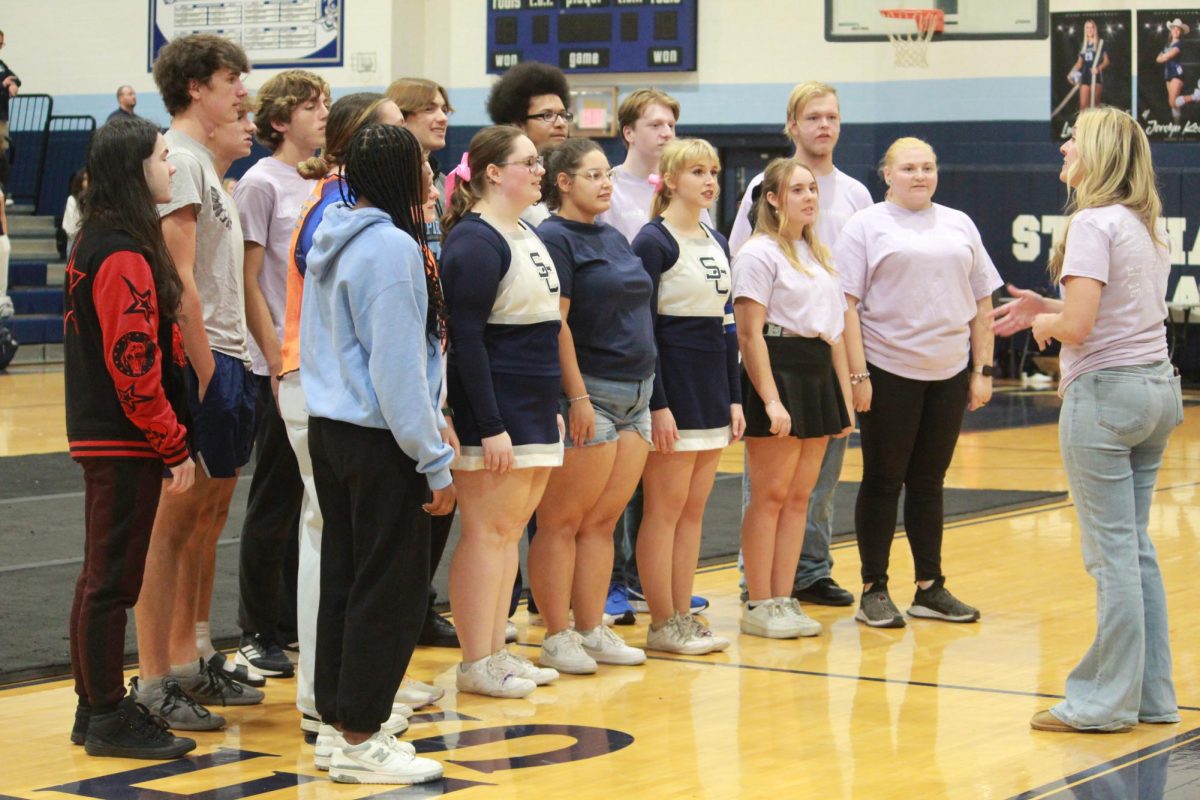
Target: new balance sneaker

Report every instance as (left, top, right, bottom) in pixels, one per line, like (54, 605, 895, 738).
(855, 583, 906, 628)
(130, 676, 225, 731)
(380, 705, 410, 736)
(179, 659, 265, 706)
(538, 629, 597, 674)
(494, 648, 560, 685)
(301, 714, 321, 734)
(71, 704, 89, 745)
(740, 599, 807, 639)
(605, 583, 636, 625)
(578, 624, 646, 666)
(686, 614, 731, 652)
(328, 730, 443, 785)
(315, 724, 414, 771)
(907, 578, 981, 623)
(84, 697, 196, 759)
(456, 656, 536, 698)
(236, 633, 295, 677)
(207, 652, 266, 688)
(646, 613, 713, 655)
(779, 597, 822, 637)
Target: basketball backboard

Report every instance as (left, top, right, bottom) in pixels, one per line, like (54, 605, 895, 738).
(825, 0, 1049, 41)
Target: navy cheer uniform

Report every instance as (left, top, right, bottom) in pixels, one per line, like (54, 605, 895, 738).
(441, 212, 564, 469)
(1080, 40, 1103, 84)
(1163, 41, 1184, 81)
(632, 218, 740, 451)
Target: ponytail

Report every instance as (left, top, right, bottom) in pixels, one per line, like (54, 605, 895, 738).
(441, 126, 525, 235)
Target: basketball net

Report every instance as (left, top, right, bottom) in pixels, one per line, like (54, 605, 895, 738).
(881, 9, 944, 68)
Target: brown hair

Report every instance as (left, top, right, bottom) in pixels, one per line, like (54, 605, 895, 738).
(297, 93, 392, 179)
(152, 34, 250, 116)
(617, 88, 680, 148)
(252, 70, 329, 151)
(540, 137, 603, 211)
(752, 157, 833, 275)
(386, 77, 454, 117)
(442, 126, 526, 235)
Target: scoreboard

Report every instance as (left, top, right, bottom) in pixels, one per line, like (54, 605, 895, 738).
(486, 0, 698, 75)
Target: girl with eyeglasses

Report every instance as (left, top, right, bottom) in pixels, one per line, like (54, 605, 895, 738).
(440, 126, 565, 698)
(524, 138, 654, 674)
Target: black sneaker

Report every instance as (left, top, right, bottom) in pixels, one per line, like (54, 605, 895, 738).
(237, 633, 295, 677)
(183, 659, 265, 706)
(84, 697, 196, 759)
(792, 577, 855, 607)
(417, 607, 460, 648)
(70, 703, 90, 745)
(908, 578, 980, 623)
(208, 652, 266, 688)
(854, 582, 906, 628)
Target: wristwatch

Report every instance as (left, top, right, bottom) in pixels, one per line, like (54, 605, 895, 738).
(973, 365, 994, 377)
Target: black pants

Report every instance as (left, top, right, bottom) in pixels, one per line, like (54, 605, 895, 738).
(238, 374, 303, 637)
(855, 364, 969, 586)
(429, 505, 452, 608)
(70, 458, 162, 712)
(309, 417, 430, 732)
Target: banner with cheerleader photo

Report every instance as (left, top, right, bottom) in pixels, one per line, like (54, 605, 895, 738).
(1049, 10, 1132, 141)
(1137, 9, 1200, 141)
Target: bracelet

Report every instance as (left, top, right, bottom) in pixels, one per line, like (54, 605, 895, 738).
(568, 394, 590, 403)
(850, 372, 871, 385)
(441, 407, 453, 418)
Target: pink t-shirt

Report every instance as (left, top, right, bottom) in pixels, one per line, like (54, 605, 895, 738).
(837, 201, 1002, 381)
(732, 236, 846, 343)
(729, 167, 873, 256)
(1058, 205, 1170, 395)
(233, 156, 316, 376)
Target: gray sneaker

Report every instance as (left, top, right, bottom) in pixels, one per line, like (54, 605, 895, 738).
(908, 578, 980, 623)
(130, 676, 226, 731)
(854, 583, 906, 628)
(180, 659, 265, 706)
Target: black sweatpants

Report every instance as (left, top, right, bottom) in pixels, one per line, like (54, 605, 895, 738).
(309, 417, 430, 732)
(854, 363, 969, 586)
(70, 458, 163, 712)
(238, 374, 303, 637)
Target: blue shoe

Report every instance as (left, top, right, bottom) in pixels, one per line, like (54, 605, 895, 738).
(627, 586, 649, 613)
(605, 583, 636, 625)
(689, 595, 709, 614)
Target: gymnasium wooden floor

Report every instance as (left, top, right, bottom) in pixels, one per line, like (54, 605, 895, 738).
(1, 367, 1199, 799)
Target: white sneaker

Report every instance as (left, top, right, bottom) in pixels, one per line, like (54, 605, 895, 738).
(740, 599, 806, 639)
(778, 597, 821, 637)
(1021, 372, 1054, 388)
(578, 625, 646, 666)
(456, 656, 536, 699)
(404, 678, 444, 703)
(686, 614, 731, 652)
(505, 620, 518, 643)
(316, 724, 415, 771)
(328, 730, 442, 785)
(539, 629, 597, 674)
(396, 678, 442, 708)
(494, 648, 560, 685)
(646, 613, 714, 655)
(381, 705, 410, 735)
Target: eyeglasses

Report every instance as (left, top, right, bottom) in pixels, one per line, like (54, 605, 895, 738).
(497, 156, 546, 173)
(570, 168, 615, 182)
(526, 110, 574, 124)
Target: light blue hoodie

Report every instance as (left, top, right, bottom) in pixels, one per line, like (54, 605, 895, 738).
(299, 203, 453, 490)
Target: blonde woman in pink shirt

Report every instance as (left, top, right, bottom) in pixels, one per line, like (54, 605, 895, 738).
(838, 137, 1002, 629)
(993, 107, 1181, 733)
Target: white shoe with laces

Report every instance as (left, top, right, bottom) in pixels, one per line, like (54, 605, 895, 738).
(539, 629, 597, 674)
(778, 597, 822, 637)
(396, 678, 442, 708)
(578, 624, 646, 665)
(456, 656, 537, 698)
(646, 613, 713, 655)
(686, 614, 731, 652)
(316, 724, 414, 771)
(494, 648, 560, 684)
(328, 730, 442, 785)
(740, 599, 806, 639)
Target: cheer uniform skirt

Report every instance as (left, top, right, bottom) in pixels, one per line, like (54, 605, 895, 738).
(447, 367, 564, 470)
(658, 343, 732, 451)
(742, 332, 849, 439)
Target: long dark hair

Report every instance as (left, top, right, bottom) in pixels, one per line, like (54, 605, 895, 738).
(342, 124, 445, 339)
(81, 117, 182, 319)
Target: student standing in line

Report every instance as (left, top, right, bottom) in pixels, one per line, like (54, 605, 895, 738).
(992, 108, 1182, 734)
(730, 82, 872, 610)
(526, 138, 651, 674)
(133, 34, 258, 731)
(441, 126, 563, 698)
(64, 116, 195, 760)
(300, 123, 449, 786)
(232, 69, 328, 682)
(838, 137, 1001, 628)
(633, 138, 744, 654)
(734, 157, 854, 639)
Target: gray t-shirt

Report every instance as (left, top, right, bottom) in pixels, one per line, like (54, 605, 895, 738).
(158, 128, 249, 363)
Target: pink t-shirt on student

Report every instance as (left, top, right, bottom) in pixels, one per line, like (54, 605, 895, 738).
(729, 167, 872, 256)
(732, 236, 846, 343)
(1058, 204, 1170, 395)
(837, 201, 1002, 381)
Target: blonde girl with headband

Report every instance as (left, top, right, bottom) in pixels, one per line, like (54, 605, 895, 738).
(993, 107, 1181, 733)
(440, 126, 564, 698)
(734, 157, 854, 639)
(632, 138, 744, 654)
(839, 136, 1001, 629)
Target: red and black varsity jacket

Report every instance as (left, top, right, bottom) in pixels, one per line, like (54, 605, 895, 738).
(64, 225, 190, 466)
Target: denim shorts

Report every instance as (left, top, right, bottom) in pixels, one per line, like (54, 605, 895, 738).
(560, 374, 653, 448)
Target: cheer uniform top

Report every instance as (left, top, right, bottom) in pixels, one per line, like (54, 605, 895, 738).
(441, 212, 563, 469)
(632, 217, 740, 451)
(1163, 40, 1184, 81)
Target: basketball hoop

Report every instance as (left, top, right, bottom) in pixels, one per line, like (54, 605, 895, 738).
(880, 8, 945, 68)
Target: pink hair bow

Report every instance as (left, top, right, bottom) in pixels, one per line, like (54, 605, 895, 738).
(647, 172, 663, 193)
(445, 151, 472, 198)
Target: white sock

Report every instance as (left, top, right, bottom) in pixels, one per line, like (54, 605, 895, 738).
(195, 621, 216, 660)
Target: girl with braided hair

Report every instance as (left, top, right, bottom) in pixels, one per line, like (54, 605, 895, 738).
(298, 123, 451, 786)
